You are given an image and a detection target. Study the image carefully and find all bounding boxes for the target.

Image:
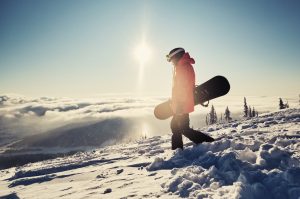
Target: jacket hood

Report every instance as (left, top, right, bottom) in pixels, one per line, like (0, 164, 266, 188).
(178, 52, 195, 65)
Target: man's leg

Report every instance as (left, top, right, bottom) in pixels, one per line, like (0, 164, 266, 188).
(181, 114, 215, 144)
(170, 115, 183, 150)
(184, 128, 215, 144)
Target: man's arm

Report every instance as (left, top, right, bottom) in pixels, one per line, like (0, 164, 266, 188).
(172, 66, 190, 114)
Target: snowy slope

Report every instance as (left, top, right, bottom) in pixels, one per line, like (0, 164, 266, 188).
(0, 108, 300, 199)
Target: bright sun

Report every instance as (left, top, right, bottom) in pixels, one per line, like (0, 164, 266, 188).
(134, 41, 151, 65)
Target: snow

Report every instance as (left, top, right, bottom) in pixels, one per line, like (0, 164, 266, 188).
(0, 108, 300, 198)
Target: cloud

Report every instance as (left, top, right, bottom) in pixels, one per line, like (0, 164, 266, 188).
(0, 94, 298, 149)
(0, 95, 168, 149)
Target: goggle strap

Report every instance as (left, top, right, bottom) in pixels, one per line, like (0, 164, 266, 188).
(167, 48, 184, 59)
(166, 48, 184, 61)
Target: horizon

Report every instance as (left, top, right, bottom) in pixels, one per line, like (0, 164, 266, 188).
(1, 0, 300, 97)
(1, 94, 299, 141)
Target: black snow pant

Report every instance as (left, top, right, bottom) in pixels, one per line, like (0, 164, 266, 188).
(170, 114, 214, 150)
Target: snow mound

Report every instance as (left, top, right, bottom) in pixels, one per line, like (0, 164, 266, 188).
(148, 108, 300, 198)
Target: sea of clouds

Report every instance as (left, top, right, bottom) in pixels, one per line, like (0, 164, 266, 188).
(0, 94, 298, 149)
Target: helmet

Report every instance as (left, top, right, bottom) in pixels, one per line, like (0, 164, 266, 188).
(166, 48, 185, 62)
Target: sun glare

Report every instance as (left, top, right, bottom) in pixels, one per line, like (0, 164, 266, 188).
(134, 41, 151, 66)
(134, 39, 152, 93)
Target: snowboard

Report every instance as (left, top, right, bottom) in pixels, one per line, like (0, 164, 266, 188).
(154, 76, 230, 120)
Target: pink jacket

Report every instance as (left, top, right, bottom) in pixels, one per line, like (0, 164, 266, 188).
(171, 53, 195, 114)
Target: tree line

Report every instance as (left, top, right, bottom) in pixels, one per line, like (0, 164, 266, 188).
(206, 96, 293, 125)
(206, 105, 232, 125)
(243, 97, 258, 118)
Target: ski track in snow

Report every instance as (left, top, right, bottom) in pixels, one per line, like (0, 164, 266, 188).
(0, 108, 299, 199)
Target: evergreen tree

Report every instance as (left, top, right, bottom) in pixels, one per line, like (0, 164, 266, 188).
(206, 114, 209, 126)
(244, 97, 248, 117)
(209, 105, 217, 124)
(248, 106, 251, 118)
(215, 108, 218, 123)
(252, 107, 256, 118)
(279, 98, 285, 109)
(224, 106, 232, 122)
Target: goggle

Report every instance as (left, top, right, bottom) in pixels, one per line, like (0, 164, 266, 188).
(166, 48, 184, 62)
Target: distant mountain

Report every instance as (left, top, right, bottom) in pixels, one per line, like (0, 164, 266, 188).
(12, 118, 133, 148)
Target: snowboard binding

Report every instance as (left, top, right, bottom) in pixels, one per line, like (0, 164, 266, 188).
(195, 88, 210, 107)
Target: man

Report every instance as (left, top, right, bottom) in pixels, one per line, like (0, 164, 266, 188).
(166, 47, 214, 150)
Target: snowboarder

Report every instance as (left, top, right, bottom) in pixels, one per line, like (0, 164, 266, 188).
(166, 48, 214, 150)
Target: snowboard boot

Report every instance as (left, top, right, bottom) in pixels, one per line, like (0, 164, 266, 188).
(171, 133, 183, 150)
(183, 128, 215, 144)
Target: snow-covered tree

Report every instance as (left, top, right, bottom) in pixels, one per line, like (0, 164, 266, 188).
(279, 98, 285, 109)
(206, 114, 209, 126)
(209, 105, 217, 125)
(224, 106, 232, 122)
(252, 107, 256, 117)
(248, 106, 252, 118)
(220, 113, 223, 123)
(244, 97, 248, 117)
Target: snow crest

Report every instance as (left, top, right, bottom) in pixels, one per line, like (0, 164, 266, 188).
(148, 108, 300, 198)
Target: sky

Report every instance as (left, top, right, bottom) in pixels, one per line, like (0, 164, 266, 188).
(0, 0, 299, 97)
